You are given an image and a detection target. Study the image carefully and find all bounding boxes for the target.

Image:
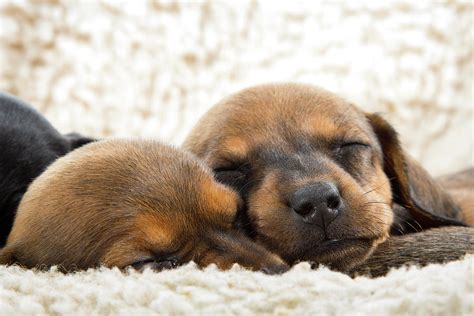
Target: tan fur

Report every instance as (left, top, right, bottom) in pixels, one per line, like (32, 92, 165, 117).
(0, 139, 288, 273)
(199, 176, 241, 224)
(183, 83, 471, 271)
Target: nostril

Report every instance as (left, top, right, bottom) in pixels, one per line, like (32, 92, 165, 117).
(260, 263, 290, 275)
(326, 194, 341, 209)
(290, 181, 342, 221)
(294, 202, 314, 216)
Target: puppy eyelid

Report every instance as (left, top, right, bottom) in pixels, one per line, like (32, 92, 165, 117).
(214, 166, 243, 173)
(130, 257, 179, 271)
(332, 142, 371, 156)
(214, 161, 250, 173)
(130, 257, 154, 267)
(151, 246, 182, 259)
(340, 142, 370, 148)
(212, 154, 244, 168)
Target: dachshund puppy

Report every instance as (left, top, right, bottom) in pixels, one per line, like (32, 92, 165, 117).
(183, 83, 471, 271)
(0, 139, 288, 273)
(0, 92, 94, 246)
(351, 226, 473, 277)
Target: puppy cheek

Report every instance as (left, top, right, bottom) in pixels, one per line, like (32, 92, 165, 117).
(247, 189, 289, 240)
(339, 196, 393, 239)
(339, 172, 393, 238)
(248, 190, 313, 260)
(362, 173, 394, 234)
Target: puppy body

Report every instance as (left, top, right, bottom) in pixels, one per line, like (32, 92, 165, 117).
(351, 226, 474, 277)
(184, 83, 471, 271)
(1, 139, 288, 273)
(0, 93, 93, 246)
(438, 168, 474, 226)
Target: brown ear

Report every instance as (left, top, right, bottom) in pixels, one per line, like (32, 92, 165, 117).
(366, 113, 466, 231)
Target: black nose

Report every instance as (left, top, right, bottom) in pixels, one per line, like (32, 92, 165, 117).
(290, 182, 341, 227)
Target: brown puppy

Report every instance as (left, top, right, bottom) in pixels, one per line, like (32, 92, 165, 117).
(0, 139, 288, 273)
(351, 226, 474, 277)
(183, 83, 470, 271)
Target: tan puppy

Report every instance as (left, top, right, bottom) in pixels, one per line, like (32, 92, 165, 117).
(0, 139, 288, 273)
(183, 83, 471, 271)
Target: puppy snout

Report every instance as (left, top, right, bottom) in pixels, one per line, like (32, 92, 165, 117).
(290, 182, 341, 227)
(260, 263, 290, 275)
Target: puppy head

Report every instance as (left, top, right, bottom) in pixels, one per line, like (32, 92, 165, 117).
(0, 92, 94, 246)
(2, 139, 287, 273)
(183, 83, 463, 271)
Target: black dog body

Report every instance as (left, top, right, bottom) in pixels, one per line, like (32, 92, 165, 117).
(0, 92, 94, 246)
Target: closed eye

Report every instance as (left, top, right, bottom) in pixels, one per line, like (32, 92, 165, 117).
(341, 141, 370, 148)
(335, 141, 371, 153)
(130, 258, 179, 272)
(214, 169, 245, 180)
(213, 162, 251, 188)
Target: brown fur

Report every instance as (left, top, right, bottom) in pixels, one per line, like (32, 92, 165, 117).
(183, 83, 471, 271)
(351, 226, 474, 277)
(0, 139, 288, 273)
(438, 168, 474, 226)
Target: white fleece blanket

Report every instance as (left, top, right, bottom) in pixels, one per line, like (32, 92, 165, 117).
(0, 1, 473, 315)
(0, 258, 473, 315)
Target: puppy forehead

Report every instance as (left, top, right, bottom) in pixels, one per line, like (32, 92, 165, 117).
(301, 109, 372, 141)
(219, 84, 372, 138)
(221, 137, 249, 155)
(212, 106, 372, 161)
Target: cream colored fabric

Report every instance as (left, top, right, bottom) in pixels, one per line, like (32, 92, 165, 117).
(0, 258, 473, 315)
(0, 1, 473, 315)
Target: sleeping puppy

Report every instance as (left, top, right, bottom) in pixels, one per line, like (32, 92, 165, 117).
(0, 92, 94, 246)
(0, 139, 288, 273)
(183, 83, 471, 271)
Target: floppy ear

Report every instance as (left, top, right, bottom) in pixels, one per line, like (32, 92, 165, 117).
(64, 132, 96, 150)
(366, 113, 466, 231)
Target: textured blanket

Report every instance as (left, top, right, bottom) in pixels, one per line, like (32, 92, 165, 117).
(1, 258, 473, 315)
(0, 1, 472, 315)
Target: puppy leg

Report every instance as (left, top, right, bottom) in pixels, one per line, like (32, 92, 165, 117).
(350, 227, 474, 277)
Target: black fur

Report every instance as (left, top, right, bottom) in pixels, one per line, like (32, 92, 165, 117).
(0, 92, 95, 246)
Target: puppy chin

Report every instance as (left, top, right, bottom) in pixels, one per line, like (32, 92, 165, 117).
(302, 236, 387, 272)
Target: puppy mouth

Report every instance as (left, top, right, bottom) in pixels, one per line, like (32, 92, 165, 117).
(310, 238, 370, 255)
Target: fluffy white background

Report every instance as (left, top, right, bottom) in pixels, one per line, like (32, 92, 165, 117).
(0, 1, 472, 174)
(0, 1, 473, 315)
